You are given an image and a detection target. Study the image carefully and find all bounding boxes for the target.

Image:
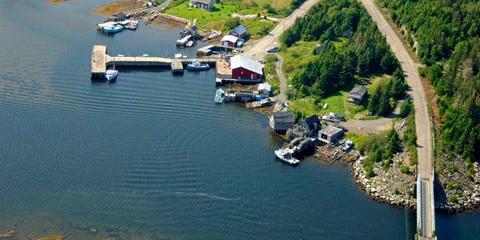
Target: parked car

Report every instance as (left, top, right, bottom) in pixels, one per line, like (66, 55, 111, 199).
(266, 46, 278, 53)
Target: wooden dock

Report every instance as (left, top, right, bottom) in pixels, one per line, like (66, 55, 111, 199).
(91, 45, 218, 79)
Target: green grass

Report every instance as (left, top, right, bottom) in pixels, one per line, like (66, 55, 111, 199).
(280, 40, 319, 81)
(163, 2, 277, 34)
(292, 97, 320, 117)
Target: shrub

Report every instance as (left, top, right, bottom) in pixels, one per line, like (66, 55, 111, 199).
(449, 196, 458, 203)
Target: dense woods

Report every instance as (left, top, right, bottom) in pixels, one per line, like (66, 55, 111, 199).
(380, 0, 480, 65)
(281, 0, 404, 115)
(380, 0, 480, 162)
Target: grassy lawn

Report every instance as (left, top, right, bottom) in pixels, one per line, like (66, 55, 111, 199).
(163, 2, 277, 35)
(280, 40, 319, 81)
(280, 40, 390, 120)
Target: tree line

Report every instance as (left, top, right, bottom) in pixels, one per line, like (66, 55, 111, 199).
(380, 0, 480, 162)
(379, 0, 480, 65)
(281, 0, 404, 115)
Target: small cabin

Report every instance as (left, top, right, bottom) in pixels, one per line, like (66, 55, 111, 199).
(107, 12, 126, 22)
(318, 126, 344, 144)
(190, 0, 215, 11)
(348, 85, 368, 104)
(257, 83, 271, 97)
(298, 115, 321, 137)
(270, 112, 295, 132)
(221, 35, 239, 47)
(230, 24, 248, 38)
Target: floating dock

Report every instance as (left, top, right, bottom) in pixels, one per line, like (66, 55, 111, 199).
(91, 45, 217, 80)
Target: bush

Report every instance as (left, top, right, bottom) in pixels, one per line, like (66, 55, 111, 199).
(399, 98, 413, 118)
(225, 17, 241, 30)
(449, 196, 458, 203)
(365, 165, 375, 178)
(400, 166, 409, 174)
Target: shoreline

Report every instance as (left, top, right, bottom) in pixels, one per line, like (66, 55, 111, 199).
(316, 150, 480, 214)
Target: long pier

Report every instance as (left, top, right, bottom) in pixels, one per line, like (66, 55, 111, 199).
(91, 45, 218, 79)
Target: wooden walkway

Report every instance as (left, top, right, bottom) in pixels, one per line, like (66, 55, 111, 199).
(91, 45, 218, 79)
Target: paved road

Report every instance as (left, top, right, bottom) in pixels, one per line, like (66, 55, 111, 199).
(360, 0, 434, 237)
(244, 0, 320, 59)
(272, 53, 287, 103)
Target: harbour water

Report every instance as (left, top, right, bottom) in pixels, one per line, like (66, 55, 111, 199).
(0, 0, 478, 239)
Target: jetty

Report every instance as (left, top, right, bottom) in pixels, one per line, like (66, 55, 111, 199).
(90, 45, 217, 79)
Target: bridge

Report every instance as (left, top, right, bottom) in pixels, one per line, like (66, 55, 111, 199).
(417, 173, 436, 240)
(91, 45, 219, 79)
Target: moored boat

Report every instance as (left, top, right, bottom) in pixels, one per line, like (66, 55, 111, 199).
(187, 61, 209, 71)
(215, 88, 225, 103)
(124, 22, 137, 30)
(186, 40, 194, 47)
(105, 67, 119, 81)
(274, 149, 300, 166)
(103, 24, 123, 33)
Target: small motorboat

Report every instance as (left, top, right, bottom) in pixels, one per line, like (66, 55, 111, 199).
(105, 67, 119, 81)
(274, 149, 300, 166)
(174, 53, 183, 59)
(186, 40, 194, 47)
(215, 88, 225, 103)
(103, 24, 123, 34)
(125, 22, 137, 30)
(187, 61, 209, 71)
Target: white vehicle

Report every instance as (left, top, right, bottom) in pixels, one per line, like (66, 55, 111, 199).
(266, 46, 278, 53)
(342, 140, 353, 151)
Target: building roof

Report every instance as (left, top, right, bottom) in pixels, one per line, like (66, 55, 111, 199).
(319, 125, 343, 136)
(192, 0, 214, 4)
(258, 83, 271, 92)
(232, 24, 247, 36)
(112, 12, 126, 18)
(230, 55, 263, 75)
(349, 85, 368, 99)
(221, 35, 239, 43)
(304, 115, 320, 129)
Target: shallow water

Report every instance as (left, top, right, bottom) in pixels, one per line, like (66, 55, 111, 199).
(0, 0, 478, 239)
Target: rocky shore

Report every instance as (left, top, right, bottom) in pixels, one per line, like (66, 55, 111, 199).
(317, 147, 480, 213)
(352, 152, 416, 208)
(436, 154, 480, 214)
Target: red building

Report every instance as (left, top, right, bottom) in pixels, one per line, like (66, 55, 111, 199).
(221, 35, 238, 47)
(230, 55, 263, 80)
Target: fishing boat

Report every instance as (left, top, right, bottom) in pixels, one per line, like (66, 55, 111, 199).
(124, 22, 137, 30)
(187, 61, 209, 71)
(103, 24, 123, 34)
(274, 149, 300, 166)
(215, 88, 225, 103)
(105, 66, 118, 81)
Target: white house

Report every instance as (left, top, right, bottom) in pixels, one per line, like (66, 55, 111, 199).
(257, 83, 271, 97)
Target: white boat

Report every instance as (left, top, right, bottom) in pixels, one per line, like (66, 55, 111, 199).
(274, 149, 300, 166)
(174, 53, 183, 58)
(105, 67, 118, 81)
(186, 40, 194, 47)
(187, 61, 209, 71)
(215, 88, 225, 103)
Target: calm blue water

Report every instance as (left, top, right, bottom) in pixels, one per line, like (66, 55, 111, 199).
(0, 0, 477, 239)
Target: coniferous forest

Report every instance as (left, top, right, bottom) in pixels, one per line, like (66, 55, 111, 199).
(281, 0, 403, 100)
(380, 0, 480, 162)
